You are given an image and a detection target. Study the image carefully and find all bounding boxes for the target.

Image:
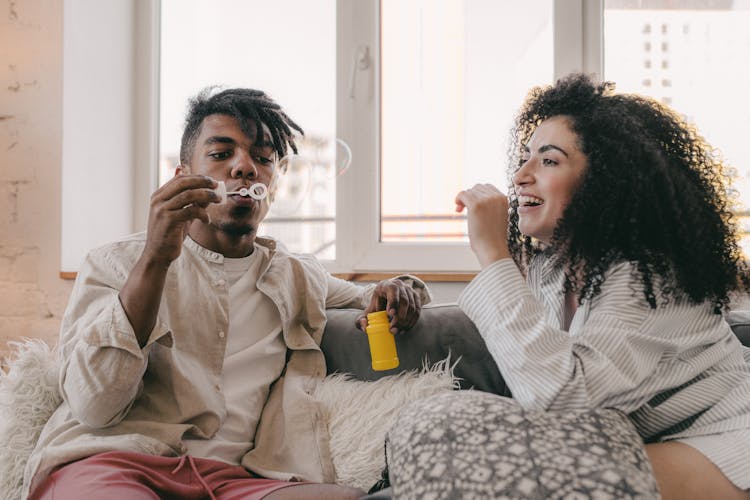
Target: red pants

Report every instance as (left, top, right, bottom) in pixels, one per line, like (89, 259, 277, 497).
(29, 451, 302, 500)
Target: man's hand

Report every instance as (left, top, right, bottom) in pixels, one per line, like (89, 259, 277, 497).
(356, 279, 423, 334)
(120, 174, 219, 347)
(143, 174, 220, 267)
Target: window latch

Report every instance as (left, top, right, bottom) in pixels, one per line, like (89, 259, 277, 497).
(348, 45, 371, 99)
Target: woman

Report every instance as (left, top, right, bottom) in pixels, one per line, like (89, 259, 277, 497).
(397, 74, 750, 499)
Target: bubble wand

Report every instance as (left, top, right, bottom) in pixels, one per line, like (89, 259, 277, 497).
(214, 181, 268, 202)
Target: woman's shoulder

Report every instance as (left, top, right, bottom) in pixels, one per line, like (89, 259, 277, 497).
(590, 260, 719, 327)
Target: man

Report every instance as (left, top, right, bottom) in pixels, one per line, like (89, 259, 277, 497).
(25, 88, 428, 499)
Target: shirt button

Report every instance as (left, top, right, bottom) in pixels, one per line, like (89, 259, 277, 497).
(218, 331, 225, 339)
(215, 279, 226, 287)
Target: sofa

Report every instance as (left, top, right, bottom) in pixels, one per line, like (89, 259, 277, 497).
(323, 303, 750, 388)
(322, 303, 510, 394)
(321, 304, 750, 499)
(3, 304, 750, 499)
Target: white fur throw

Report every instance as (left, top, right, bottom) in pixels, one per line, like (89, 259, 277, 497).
(0, 339, 456, 498)
(314, 360, 458, 491)
(0, 340, 61, 500)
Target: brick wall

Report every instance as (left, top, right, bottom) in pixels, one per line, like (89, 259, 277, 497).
(0, 0, 72, 363)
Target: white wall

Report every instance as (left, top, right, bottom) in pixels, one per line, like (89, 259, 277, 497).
(0, 0, 72, 359)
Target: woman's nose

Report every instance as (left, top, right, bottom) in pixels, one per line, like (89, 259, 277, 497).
(512, 159, 533, 187)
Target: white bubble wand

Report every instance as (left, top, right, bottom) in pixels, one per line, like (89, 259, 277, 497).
(214, 181, 268, 202)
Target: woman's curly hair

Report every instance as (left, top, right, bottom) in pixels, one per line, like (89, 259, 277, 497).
(507, 73, 749, 312)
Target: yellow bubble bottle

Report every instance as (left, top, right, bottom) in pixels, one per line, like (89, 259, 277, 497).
(365, 310, 400, 371)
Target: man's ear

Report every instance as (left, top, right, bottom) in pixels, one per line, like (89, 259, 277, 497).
(175, 164, 188, 177)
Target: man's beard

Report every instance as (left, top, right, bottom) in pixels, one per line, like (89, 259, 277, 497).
(214, 206, 255, 237)
(217, 222, 254, 237)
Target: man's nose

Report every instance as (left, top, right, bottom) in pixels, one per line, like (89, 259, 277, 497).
(231, 153, 258, 179)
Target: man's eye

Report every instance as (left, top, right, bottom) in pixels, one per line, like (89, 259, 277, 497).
(254, 156, 274, 165)
(209, 151, 231, 160)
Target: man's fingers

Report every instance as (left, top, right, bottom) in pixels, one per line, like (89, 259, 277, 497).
(354, 314, 367, 331)
(161, 188, 220, 211)
(174, 205, 210, 224)
(365, 279, 424, 334)
(154, 174, 215, 199)
(390, 286, 410, 324)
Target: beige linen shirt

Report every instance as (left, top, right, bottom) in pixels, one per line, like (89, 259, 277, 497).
(23, 233, 429, 498)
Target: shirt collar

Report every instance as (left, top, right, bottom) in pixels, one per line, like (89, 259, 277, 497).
(184, 235, 278, 263)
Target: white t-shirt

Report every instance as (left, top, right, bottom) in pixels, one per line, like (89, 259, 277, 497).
(184, 243, 286, 464)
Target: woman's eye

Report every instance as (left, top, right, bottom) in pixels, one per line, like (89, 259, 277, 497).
(542, 158, 558, 166)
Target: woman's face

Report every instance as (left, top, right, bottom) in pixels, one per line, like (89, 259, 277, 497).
(512, 115, 588, 244)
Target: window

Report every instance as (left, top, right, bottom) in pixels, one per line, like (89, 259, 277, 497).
(603, 0, 750, 254)
(64, 1, 750, 274)
(338, 0, 593, 272)
(379, 1, 553, 244)
(159, 0, 338, 260)
(158, 0, 559, 272)
(62, 0, 595, 274)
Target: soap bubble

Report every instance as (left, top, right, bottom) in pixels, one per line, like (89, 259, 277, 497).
(270, 136, 352, 215)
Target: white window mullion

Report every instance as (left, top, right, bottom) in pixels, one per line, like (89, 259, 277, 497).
(334, 0, 379, 273)
(582, 0, 604, 77)
(553, 0, 584, 79)
(553, 0, 604, 79)
(132, 0, 161, 233)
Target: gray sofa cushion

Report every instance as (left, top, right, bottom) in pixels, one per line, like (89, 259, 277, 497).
(726, 310, 750, 347)
(322, 304, 750, 393)
(321, 304, 509, 395)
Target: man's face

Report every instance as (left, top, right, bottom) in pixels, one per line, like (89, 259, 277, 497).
(183, 113, 277, 238)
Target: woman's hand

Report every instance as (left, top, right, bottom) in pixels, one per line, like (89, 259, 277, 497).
(455, 183, 512, 268)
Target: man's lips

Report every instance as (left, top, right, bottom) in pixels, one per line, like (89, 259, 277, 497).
(229, 194, 258, 206)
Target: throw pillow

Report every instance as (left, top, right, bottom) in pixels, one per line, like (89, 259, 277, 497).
(386, 390, 660, 499)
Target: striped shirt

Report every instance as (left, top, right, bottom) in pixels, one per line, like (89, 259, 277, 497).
(458, 256, 750, 489)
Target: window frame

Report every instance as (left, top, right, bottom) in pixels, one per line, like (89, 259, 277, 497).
(60, 0, 159, 275)
(61, 0, 603, 275)
(333, 0, 603, 273)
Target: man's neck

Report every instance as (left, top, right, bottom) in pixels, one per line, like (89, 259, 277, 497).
(187, 223, 257, 258)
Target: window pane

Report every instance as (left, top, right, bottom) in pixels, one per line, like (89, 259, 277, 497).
(603, 0, 750, 253)
(159, 0, 336, 259)
(380, 0, 554, 242)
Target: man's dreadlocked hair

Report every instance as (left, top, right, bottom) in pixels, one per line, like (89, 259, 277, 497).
(179, 87, 303, 166)
(507, 73, 750, 313)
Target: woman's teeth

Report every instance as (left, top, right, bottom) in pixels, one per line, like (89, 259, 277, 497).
(518, 195, 544, 206)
